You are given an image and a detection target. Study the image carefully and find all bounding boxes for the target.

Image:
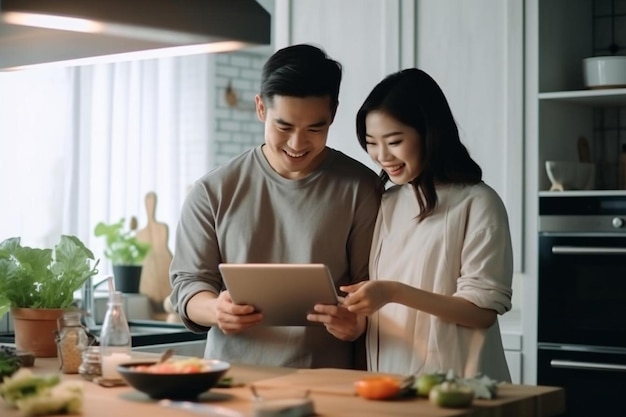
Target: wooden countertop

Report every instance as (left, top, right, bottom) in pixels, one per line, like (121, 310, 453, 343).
(1, 356, 565, 417)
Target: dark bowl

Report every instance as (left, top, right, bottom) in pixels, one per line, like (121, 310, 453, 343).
(117, 359, 230, 400)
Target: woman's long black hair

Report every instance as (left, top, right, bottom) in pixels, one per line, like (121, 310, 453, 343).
(356, 68, 482, 220)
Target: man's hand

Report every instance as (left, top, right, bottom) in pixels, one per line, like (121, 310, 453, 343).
(307, 300, 366, 341)
(214, 290, 263, 334)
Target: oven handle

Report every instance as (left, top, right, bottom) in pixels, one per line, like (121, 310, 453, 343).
(552, 246, 626, 255)
(550, 359, 626, 372)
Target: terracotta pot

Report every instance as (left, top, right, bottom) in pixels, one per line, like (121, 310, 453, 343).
(11, 307, 64, 357)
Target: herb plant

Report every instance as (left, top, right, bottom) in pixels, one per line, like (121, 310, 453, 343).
(0, 235, 100, 317)
(94, 217, 150, 266)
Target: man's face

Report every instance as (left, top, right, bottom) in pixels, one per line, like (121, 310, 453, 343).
(255, 94, 335, 179)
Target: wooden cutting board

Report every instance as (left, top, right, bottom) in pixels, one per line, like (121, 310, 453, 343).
(136, 191, 173, 317)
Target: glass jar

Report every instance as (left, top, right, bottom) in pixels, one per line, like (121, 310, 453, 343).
(78, 345, 102, 381)
(99, 291, 132, 380)
(56, 311, 89, 374)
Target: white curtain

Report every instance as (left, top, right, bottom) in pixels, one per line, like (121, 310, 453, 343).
(0, 68, 74, 247)
(0, 54, 215, 274)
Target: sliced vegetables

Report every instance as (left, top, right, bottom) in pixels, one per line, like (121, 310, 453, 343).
(419, 370, 502, 408)
(461, 374, 499, 399)
(130, 357, 211, 374)
(354, 369, 501, 404)
(0, 368, 83, 416)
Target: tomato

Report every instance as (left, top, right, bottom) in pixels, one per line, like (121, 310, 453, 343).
(354, 377, 401, 400)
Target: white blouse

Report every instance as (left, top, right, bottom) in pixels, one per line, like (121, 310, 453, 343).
(366, 182, 513, 381)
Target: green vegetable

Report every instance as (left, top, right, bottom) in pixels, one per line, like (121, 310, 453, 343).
(94, 218, 151, 265)
(0, 368, 83, 416)
(414, 372, 446, 397)
(0, 369, 60, 407)
(429, 380, 474, 408)
(216, 376, 234, 388)
(16, 380, 83, 417)
(0, 236, 99, 317)
(0, 347, 21, 379)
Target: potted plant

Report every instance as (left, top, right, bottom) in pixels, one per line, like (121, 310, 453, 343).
(94, 217, 151, 294)
(0, 235, 99, 357)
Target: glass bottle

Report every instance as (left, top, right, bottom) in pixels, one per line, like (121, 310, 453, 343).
(99, 291, 132, 380)
(56, 311, 89, 374)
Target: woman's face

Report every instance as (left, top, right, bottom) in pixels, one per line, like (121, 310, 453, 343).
(364, 110, 423, 184)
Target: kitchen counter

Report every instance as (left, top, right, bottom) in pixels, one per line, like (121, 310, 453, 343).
(1, 356, 565, 417)
(0, 320, 206, 348)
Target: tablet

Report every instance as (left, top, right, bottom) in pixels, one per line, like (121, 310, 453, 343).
(218, 263, 339, 326)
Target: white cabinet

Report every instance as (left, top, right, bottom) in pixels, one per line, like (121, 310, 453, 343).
(414, 0, 524, 277)
(525, 0, 626, 385)
(501, 311, 523, 384)
(505, 350, 523, 385)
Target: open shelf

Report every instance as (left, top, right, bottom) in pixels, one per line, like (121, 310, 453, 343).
(539, 88, 626, 106)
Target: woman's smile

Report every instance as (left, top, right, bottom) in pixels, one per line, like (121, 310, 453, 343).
(383, 163, 405, 176)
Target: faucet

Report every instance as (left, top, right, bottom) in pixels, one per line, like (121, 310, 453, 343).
(81, 276, 96, 330)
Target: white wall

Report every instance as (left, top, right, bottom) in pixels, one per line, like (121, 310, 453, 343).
(274, 0, 410, 172)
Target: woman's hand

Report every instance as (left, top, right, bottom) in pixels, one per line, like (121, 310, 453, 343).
(214, 290, 263, 334)
(340, 281, 396, 315)
(307, 302, 365, 341)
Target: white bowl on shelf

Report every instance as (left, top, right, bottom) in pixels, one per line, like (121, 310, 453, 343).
(545, 161, 595, 191)
(583, 56, 626, 89)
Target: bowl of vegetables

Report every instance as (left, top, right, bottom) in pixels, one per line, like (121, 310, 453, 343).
(117, 358, 230, 400)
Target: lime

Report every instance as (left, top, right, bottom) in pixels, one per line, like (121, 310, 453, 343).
(429, 381, 474, 408)
(414, 373, 445, 397)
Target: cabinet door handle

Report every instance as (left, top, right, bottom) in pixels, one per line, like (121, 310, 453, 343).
(550, 359, 626, 372)
(552, 246, 626, 255)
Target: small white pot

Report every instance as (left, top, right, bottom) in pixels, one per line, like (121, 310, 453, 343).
(583, 56, 626, 89)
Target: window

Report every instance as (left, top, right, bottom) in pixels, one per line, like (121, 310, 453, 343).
(0, 55, 214, 273)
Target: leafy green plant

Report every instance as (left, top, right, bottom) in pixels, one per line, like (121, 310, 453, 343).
(94, 217, 150, 266)
(0, 235, 100, 317)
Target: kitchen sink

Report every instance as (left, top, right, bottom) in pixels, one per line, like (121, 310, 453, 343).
(0, 320, 206, 348)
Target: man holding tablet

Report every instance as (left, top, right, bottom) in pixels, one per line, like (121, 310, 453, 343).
(169, 44, 381, 369)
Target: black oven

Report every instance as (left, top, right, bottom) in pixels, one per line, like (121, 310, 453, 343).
(538, 195, 626, 417)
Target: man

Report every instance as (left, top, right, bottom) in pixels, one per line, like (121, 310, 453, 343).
(169, 44, 381, 369)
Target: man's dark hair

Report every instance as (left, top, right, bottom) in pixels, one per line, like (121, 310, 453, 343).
(260, 44, 342, 111)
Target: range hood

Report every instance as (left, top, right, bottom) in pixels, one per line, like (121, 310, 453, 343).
(0, 0, 271, 70)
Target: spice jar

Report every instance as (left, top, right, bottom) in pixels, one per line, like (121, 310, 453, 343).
(78, 346, 102, 381)
(56, 311, 89, 374)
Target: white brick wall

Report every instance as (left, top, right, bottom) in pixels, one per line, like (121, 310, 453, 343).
(213, 52, 268, 166)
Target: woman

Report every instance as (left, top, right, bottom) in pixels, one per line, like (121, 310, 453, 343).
(341, 68, 513, 381)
